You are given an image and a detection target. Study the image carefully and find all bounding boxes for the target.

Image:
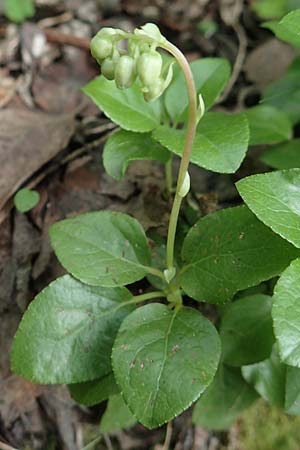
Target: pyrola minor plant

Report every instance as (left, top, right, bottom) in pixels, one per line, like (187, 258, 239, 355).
(11, 16, 300, 434)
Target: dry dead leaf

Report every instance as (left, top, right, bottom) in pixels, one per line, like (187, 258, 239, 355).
(244, 38, 295, 86)
(0, 108, 75, 210)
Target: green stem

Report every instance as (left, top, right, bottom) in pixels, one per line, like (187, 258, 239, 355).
(132, 290, 166, 303)
(160, 42, 198, 270)
(165, 156, 173, 198)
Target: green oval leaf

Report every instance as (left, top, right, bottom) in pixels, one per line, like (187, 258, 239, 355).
(260, 139, 300, 169)
(69, 372, 119, 406)
(242, 345, 286, 408)
(272, 258, 300, 367)
(100, 394, 136, 433)
(285, 366, 300, 415)
(14, 188, 40, 213)
(220, 294, 275, 366)
(11, 275, 133, 384)
(193, 365, 257, 430)
(279, 9, 300, 42)
(165, 58, 231, 121)
(263, 70, 300, 124)
(237, 169, 300, 248)
(50, 211, 151, 287)
(245, 105, 292, 146)
(263, 19, 300, 46)
(180, 206, 300, 303)
(152, 112, 249, 174)
(103, 130, 170, 180)
(82, 76, 161, 132)
(112, 304, 221, 429)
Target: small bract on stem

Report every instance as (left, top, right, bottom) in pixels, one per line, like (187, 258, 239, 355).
(91, 23, 202, 290)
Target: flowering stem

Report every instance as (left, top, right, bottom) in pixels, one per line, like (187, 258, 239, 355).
(165, 156, 173, 198)
(160, 42, 198, 270)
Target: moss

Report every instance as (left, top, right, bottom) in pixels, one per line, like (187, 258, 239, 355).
(238, 400, 300, 450)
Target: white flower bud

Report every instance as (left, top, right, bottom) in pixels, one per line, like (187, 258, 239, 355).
(115, 55, 136, 89)
(137, 50, 163, 86)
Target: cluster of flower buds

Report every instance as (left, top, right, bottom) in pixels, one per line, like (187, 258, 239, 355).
(90, 24, 173, 102)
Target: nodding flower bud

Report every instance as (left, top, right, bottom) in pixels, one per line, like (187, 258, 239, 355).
(91, 35, 113, 63)
(101, 57, 116, 80)
(137, 50, 163, 86)
(115, 55, 136, 89)
(142, 78, 164, 102)
(142, 61, 174, 102)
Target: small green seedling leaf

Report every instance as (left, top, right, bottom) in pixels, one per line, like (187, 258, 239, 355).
(112, 303, 221, 429)
(220, 294, 275, 366)
(152, 112, 249, 174)
(11, 275, 133, 384)
(14, 188, 40, 213)
(100, 394, 136, 433)
(245, 105, 292, 146)
(4, 0, 35, 23)
(260, 139, 300, 169)
(193, 365, 257, 430)
(242, 345, 286, 408)
(165, 58, 231, 122)
(272, 258, 300, 367)
(180, 206, 300, 303)
(69, 372, 119, 406)
(50, 211, 151, 287)
(103, 130, 170, 180)
(82, 76, 161, 132)
(237, 169, 300, 248)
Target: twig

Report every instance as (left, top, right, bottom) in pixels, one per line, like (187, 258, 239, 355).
(103, 434, 114, 450)
(0, 441, 19, 450)
(43, 28, 90, 50)
(217, 21, 247, 103)
(162, 421, 173, 450)
(38, 11, 74, 29)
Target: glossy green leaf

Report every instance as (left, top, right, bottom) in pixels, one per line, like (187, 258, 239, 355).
(245, 105, 292, 146)
(69, 372, 119, 406)
(242, 345, 286, 407)
(272, 258, 300, 366)
(50, 211, 151, 287)
(100, 394, 136, 433)
(103, 130, 170, 180)
(260, 139, 300, 169)
(82, 76, 161, 132)
(152, 112, 249, 174)
(180, 206, 299, 303)
(263, 70, 300, 124)
(4, 0, 35, 22)
(263, 20, 300, 46)
(193, 365, 257, 430)
(112, 304, 221, 429)
(165, 58, 231, 121)
(279, 9, 300, 41)
(237, 169, 300, 248)
(220, 294, 275, 366)
(11, 275, 133, 384)
(285, 366, 300, 414)
(14, 188, 40, 213)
